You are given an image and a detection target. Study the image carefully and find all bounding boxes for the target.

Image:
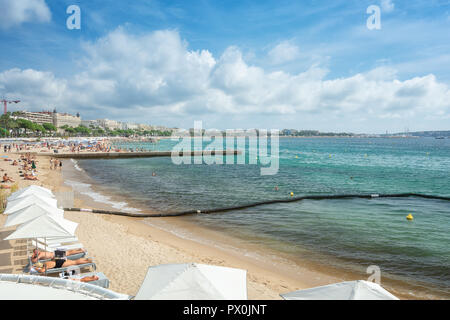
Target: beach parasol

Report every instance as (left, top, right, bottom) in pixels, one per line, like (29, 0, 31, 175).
(280, 280, 399, 300)
(4, 215, 77, 260)
(3, 203, 64, 228)
(8, 185, 55, 202)
(134, 263, 247, 300)
(4, 194, 58, 215)
(4, 215, 78, 241)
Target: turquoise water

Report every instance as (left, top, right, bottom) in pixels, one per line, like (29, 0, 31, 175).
(77, 137, 450, 298)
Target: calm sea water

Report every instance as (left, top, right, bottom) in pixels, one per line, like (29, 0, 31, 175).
(75, 137, 450, 298)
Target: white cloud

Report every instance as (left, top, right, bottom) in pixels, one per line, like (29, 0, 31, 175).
(0, 68, 66, 109)
(381, 0, 395, 13)
(0, 0, 51, 29)
(0, 28, 449, 130)
(267, 41, 300, 65)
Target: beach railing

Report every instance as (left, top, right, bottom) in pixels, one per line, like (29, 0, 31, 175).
(0, 273, 130, 300)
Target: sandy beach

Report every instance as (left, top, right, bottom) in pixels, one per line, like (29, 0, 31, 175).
(0, 143, 357, 299)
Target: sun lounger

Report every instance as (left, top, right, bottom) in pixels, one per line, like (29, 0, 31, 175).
(29, 259, 96, 276)
(37, 237, 79, 245)
(24, 250, 87, 272)
(31, 241, 84, 251)
(60, 271, 110, 289)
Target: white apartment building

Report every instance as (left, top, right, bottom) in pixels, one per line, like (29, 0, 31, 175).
(97, 119, 121, 130)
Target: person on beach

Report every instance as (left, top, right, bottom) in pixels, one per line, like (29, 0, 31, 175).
(67, 274, 100, 283)
(32, 257, 93, 273)
(24, 172, 38, 180)
(2, 173, 14, 183)
(31, 248, 86, 263)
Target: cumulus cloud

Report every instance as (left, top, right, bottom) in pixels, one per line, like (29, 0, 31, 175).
(267, 41, 300, 65)
(0, 0, 51, 29)
(0, 68, 66, 108)
(0, 28, 449, 128)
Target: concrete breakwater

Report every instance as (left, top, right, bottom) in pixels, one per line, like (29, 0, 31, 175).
(34, 150, 241, 159)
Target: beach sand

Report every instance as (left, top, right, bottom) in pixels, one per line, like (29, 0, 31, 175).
(0, 148, 410, 299)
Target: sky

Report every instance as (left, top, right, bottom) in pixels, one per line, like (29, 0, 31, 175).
(0, 0, 449, 133)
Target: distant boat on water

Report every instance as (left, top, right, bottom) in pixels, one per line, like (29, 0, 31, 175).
(435, 137, 445, 139)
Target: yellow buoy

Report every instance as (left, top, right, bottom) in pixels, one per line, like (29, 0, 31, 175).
(295, 155, 299, 159)
(290, 192, 294, 197)
(406, 214, 414, 221)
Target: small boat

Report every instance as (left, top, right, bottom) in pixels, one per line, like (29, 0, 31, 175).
(435, 137, 444, 139)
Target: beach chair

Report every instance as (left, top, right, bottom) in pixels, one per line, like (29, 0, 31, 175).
(31, 240, 84, 251)
(60, 271, 110, 289)
(29, 258, 97, 276)
(24, 250, 88, 273)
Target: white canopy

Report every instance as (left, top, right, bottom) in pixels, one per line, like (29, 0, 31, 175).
(8, 185, 54, 202)
(280, 280, 399, 300)
(0, 281, 95, 300)
(4, 215, 78, 241)
(4, 194, 58, 215)
(0, 274, 130, 300)
(134, 263, 248, 300)
(3, 203, 64, 228)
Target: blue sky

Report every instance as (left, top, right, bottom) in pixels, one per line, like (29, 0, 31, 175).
(0, 0, 449, 133)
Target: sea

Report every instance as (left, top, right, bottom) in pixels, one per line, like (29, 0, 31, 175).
(63, 137, 450, 299)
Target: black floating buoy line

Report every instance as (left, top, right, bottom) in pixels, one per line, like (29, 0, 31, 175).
(63, 193, 450, 218)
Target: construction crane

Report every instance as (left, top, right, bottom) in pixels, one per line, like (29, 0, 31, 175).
(0, 98, 20, 115)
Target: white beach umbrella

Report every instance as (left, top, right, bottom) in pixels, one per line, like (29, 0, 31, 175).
(280, 280, 399, 300)
(4, 215, 78, 241)
(134, 263, 247, 300)
(4, 194, 58, 215)
(3, 203, 64, 228)
(8, 185, 54, 202)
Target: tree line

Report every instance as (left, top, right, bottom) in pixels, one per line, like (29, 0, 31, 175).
(0, 113, 172, 138)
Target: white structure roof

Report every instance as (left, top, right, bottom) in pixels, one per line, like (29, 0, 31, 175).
(0, 274, 130, 300)
(8, 185, 54, 202)
(4, 215, 77, 240)
(4, 194, 58, 215)
(4, 203, 64, 227)
(135, 263, 247, 300)
(280, 280, 399, 300)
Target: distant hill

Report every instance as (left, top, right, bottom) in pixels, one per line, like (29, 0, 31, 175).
(396, 131, 450, 138)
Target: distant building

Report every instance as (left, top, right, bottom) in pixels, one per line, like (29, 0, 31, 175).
(121, 122, 139, 130)
(97, 119, 121, 130)
(81, 120, 100, 128)
(52, 109, 81, 128)
(18, 111, 53, 125)
(137, 124, 151, 131)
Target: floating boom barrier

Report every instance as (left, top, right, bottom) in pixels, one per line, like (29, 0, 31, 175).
(63, 193, 450, 218)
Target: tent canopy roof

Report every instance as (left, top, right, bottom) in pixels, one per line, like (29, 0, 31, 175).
(4, 194, 58, 215)
(4, 203, 64, 228)
(8, 185, 54, 202)
(280, 280, 399, 300)
(135, 263, 247, 300)
(4, 215, 77, 240)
